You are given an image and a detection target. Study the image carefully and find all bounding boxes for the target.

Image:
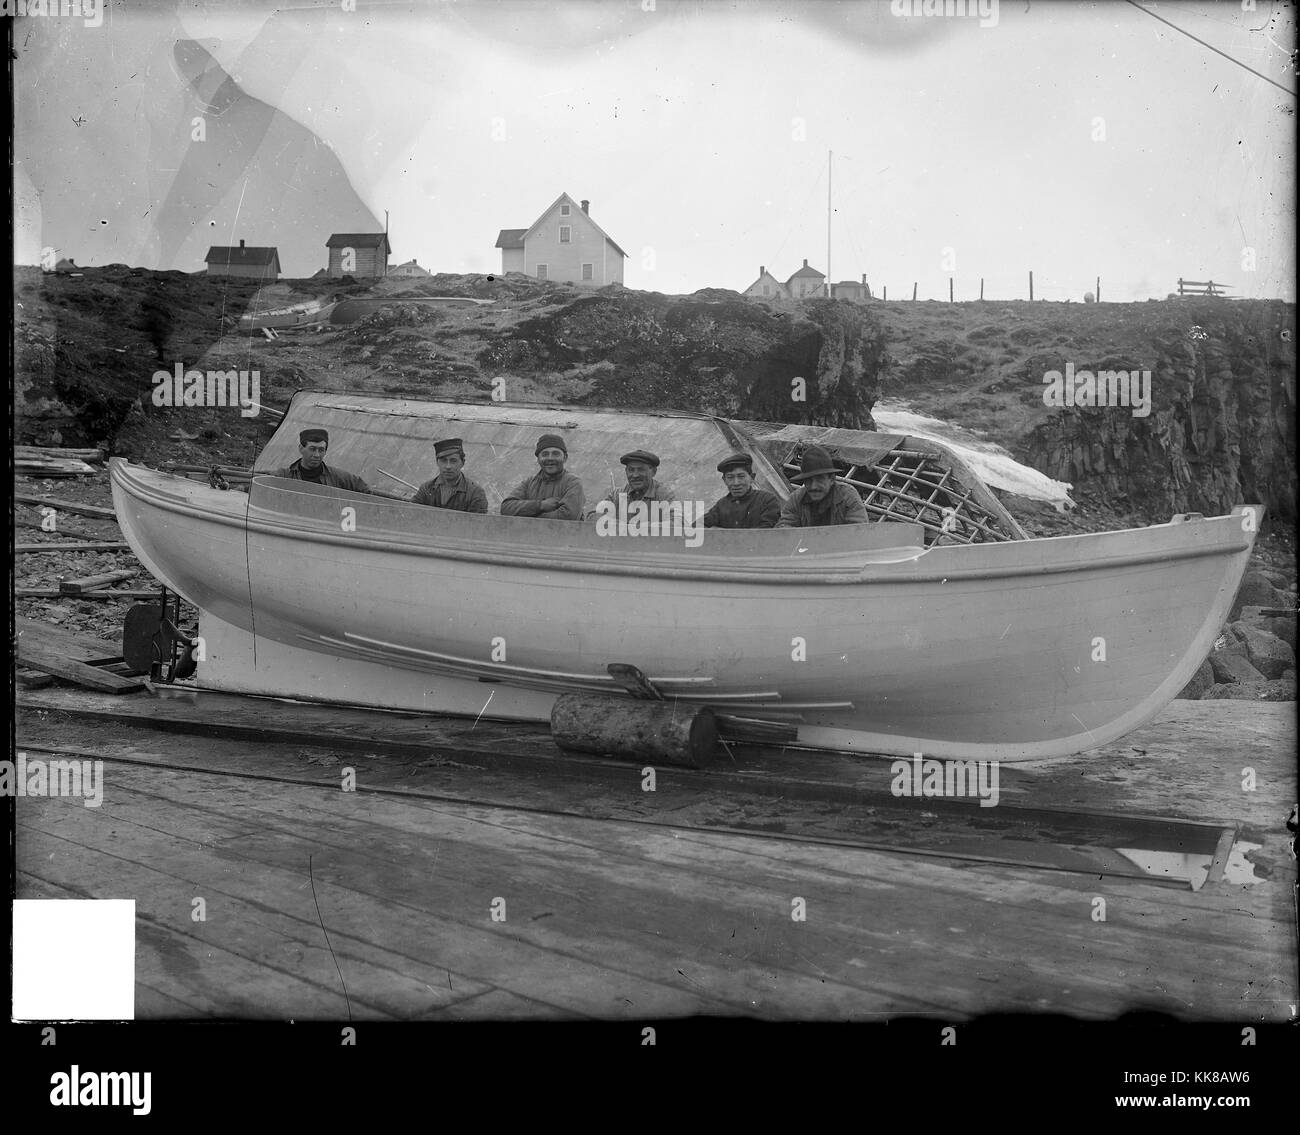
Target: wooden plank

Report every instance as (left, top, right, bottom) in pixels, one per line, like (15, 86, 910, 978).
(15, 639, 146, 694)
(13, 493, 119, 520)
(17, 588, 159, 600)
(60, 569, 137, 594)
(16, 542, 131, 553)
(15, 518, 107, 540)
(16, 670, 55, 689)
(15, 446, 105, 462)
(15, 618, 130, 663)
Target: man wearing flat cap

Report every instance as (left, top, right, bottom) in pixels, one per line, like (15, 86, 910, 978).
(702, 453, 781, 529)
(500, 433, 585, 520)
(775, 445, 869, 528)
(269, 428, 370, 494)
(595, 449, 676, 520)
(412, 438, 488, 513)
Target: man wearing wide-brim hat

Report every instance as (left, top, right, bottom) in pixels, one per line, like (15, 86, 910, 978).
(775, 445, 869, 528)
(412, 438, 488, 513)
(702, 453, 781, 529)
(268, 428, 370, 494)
(595, 449, 676, 520)
(500, 433, 585, 520)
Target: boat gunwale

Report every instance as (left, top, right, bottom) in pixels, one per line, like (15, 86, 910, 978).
(111, 459, 1258, 587)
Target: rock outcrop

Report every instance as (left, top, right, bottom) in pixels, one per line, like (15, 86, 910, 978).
(1022, 299, 1296, 528)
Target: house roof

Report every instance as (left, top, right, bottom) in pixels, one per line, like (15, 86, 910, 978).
(518, 194, 628, 258)
(326, 233, 392, 252)
(495, 229, 527, 250)
(788, 262, 826, 280)
(205, 246, 280, 268)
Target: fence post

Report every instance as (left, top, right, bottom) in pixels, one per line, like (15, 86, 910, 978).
(949, 277, 954, 303)
(980, 278, 984, 301)
(883, 285, 887, 301)
(1029, 271, 1034, 301)
(912, 282, 918, 301)
(1095, 276, 1100, 303)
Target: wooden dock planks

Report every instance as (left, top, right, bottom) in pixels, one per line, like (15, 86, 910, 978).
(11, 686, 1296, 1021)
(13, 732, 1295, 1021)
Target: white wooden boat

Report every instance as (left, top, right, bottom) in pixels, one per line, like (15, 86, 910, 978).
(109, 393, 1261, 761)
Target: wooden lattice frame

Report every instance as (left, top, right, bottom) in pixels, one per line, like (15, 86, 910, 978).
(780, 445, 1017, 546)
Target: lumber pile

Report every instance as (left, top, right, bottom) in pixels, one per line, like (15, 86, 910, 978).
(15, 617, 146, 694)
(15, 446, 104, 478)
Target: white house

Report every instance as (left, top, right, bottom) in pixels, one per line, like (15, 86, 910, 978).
(389, 259, 430, 278)
(786, 259, 826, 298)
(495, 193, 626, 286)
(743, 265, 789, 300)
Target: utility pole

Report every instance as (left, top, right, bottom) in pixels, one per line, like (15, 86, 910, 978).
(826, 150, 832, 298)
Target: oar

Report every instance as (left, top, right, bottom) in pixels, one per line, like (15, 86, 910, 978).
(376, 468, 418, 492)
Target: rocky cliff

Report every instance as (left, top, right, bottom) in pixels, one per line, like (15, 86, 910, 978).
(13, 267, 1296, 533)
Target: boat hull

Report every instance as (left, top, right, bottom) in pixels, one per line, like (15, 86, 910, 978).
(110, 459, 1261, 761)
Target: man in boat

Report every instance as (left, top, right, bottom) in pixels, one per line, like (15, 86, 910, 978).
(411, 438, 488, 513)
(500, 433, 585, 520)
(594, 449, 676, 520)
(702, 453, 781, 529)
(269, 428, 370, 493)
(775, 445, 869, 528)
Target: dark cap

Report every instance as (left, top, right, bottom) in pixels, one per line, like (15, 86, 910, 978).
(434, 438, 464, 458)
(789, 445, 839, 482)
(299, 428, 329, 445)
(620, 449, 660, 468)
(535, 433, 567, 455)
(717, 452, 753, 474)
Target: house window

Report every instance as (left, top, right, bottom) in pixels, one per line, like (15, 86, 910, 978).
(559, 226, 571, 243)
(582, 263, 593, 281)
(537, 264, 548, 280)
(762, 285, 770, 296)
(560, 204, 571, 217)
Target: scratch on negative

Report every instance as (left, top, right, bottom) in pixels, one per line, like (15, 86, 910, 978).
(308, 852, 352, 1021)
(999, 625, 1010, 640)
(1070, 713, 1097, 745)
(472, 690, 494, 729)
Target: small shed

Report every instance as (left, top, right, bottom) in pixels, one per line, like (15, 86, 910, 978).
(205, 240, 281, 280)
(326, 232, 391, 279)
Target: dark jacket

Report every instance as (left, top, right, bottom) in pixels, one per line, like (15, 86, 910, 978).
(702, 488, 782, 529)
(500, 469, 585, 520)
(269, 459, 370, 494)
(596, 478, 676, 518)
(775, 482, 869, 528)
(412, 473, 488, 513)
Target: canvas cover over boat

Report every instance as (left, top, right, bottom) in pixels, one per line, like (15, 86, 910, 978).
(254, 392, 1026, 545)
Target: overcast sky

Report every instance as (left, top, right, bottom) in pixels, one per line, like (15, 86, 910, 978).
(14, 0, 1296, 301)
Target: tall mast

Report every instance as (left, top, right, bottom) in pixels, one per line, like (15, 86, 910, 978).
(826, 150, 832, 297)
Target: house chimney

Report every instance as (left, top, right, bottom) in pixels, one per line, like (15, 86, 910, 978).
(760, 265, 766, 275)
(803, 259, 808, 267)
(861, 273, 866, 284)
(239, 239, 246, 249)
(580, 199, 590, 214)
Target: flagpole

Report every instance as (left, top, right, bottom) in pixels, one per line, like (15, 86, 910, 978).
(827, 150, 832, 298)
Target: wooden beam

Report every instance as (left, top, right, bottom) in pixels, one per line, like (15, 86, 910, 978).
(17, 588, 159, 600)
(14, 494, 119, 520)
(15, 446, 105, 461)
(15, 518, 104, 540)
(60, 569, 137, 594)
(15, 638, 146, 694)
(17, 542, 132, 553)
